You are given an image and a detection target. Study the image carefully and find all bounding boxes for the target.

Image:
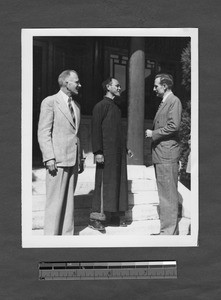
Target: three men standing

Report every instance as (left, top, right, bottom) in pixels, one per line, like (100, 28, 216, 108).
(89, 77, 133, 231)
(146, 73, 182, 235)
(37, 70, 182, 236)
(38, 70, 82, 235)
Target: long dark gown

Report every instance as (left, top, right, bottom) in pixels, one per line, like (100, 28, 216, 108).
(91, 96, 128, 219)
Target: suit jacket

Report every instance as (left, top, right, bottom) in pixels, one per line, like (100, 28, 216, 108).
(151, 93, 182, 164)
(38, 90, 81, 167)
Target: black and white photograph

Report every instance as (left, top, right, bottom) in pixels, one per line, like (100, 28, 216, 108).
(22, 28, 198, 247)
(3, 0, 221, 298)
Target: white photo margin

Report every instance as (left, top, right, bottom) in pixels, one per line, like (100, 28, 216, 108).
(22, 28, 198, 248)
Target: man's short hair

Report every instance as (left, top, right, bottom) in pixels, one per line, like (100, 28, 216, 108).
(58, 70, 78, 87)
(102, 77, 115, 93)
(155, 73, 174, 89)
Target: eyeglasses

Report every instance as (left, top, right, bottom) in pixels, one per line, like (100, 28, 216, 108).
(66, 81, 81, 85)
(111, 84, 121, 88)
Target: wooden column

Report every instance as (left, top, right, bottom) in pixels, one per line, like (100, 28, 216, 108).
(127, 37, 145, 165)
(93, 38, 104, 104)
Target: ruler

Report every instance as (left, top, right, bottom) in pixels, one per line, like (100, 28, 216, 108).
(39, 261, 177, 280)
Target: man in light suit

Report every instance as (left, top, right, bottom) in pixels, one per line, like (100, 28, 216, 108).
(38, 70, 82, 235)
(145, 73, 182, 235)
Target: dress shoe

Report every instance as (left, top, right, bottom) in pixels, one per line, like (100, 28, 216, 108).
(88, 219, 105, 231)
(119, 217, 127, 227)
(105, 216, 119, 227)
(106, 216, 127, 227)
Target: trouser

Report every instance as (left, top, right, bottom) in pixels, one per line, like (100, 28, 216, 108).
(90, 164, 106, 221)
(154, 162, 179, 235)
(44, 165, 78, 235)
(90, 162, 126, 222)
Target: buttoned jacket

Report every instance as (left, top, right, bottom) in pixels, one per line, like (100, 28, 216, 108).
(151, 93, 182, 164)
(38, 91, 81, 167)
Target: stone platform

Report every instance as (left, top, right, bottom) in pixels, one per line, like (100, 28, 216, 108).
(32, 165, 191, 236)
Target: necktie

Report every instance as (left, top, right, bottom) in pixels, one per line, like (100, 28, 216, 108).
(68, 97, 75, 121)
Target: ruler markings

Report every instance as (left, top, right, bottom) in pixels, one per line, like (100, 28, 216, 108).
(39, 261, 177, 280)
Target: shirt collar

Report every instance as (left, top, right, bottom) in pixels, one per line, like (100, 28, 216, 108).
(59, 89, 70, 104)
(162, 91, 172, 102)
(104, 96, 114, 101)
(104, 96, 120, 107)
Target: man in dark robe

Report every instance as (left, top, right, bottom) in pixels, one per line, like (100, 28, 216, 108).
(89, 77, 133, 231)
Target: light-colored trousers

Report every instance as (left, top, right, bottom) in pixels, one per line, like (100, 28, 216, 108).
(44, 165, 78, 235)
(154, 162, 179, 235)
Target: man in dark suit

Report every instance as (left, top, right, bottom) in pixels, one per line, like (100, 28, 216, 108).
(38, 70, 83, 235)
(145, 73, 182, 235)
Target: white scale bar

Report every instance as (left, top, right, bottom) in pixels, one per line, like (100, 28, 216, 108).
(39, 261, 177, 280)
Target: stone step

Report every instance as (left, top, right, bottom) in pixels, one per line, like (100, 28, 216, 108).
(32, 178, 157, 196)
(32, 165, 156, 182)
(78, 220, 160, 236)
(32, 195, 45, 211)
(127, 165, 157, 180)
(31, 166, 191, 235)
(75, 205, 158, 226)
(32, 181, 46, 195)
(33, 167, 97, 182)
(178, 182, 191, 218)
(129, 191, 159, 205)
(32, 181, 96, 196)
(78, 217, 190, 236)
(32, 191, 159, 212)
(32, 168, 45, 181)
(32, 203, 159, 230)
(125, 204, 158, 221)
(32, 220, 160, 236)
(178, 217, 191, 235)
(127, 165, 151, 180)
(32, 213, 44, 230)
(75, 182, 95, 195)
(32, 217, 191, 236)
(128, 179, 157, 193)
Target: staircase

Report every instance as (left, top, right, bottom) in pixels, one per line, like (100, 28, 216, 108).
(32, 165, 190, 235)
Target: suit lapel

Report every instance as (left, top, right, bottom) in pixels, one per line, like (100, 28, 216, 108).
(153, 93, 173, 125)
(56, 93, 76, 128)
(153, 101, 167, 126)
